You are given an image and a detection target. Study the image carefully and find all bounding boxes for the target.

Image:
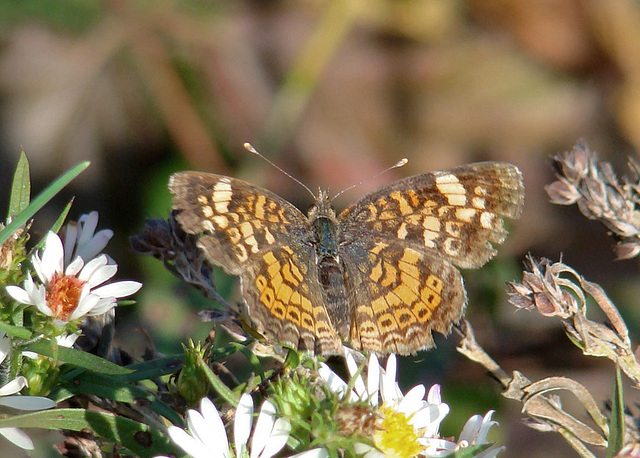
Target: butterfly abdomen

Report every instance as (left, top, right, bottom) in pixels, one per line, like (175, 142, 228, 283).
(311, 214, 351, 337)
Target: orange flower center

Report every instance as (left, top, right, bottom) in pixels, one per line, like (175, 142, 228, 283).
(45, 272, 86, 321)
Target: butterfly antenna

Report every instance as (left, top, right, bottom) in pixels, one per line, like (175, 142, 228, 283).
(244, 143, 315, 198)
(332, 157, 408, 200)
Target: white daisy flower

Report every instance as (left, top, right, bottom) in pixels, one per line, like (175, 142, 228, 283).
(158, 394, 326, 458)
(320, 352, 486, 457)
(0, 376, 56, 450)
(165, 394, 289, 458)
(6, 231, 141, 325)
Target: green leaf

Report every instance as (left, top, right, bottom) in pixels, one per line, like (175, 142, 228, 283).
(8, 151, 30, 219)
(0, 161, 90, 246)
(56, 371, 182, 426)
(199, 351, 239, 406)
(48, 198, 74, 235)
(0, 408, 176, 457)
(118, 355, 183, 382)
(606, 366, 625, 458)
(0, 321, 32, 340)
(25, 340, 131, 375)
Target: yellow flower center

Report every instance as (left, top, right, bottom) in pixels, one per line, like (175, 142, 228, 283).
(373, 405, 424, 458)
(46, 272, 85, 321)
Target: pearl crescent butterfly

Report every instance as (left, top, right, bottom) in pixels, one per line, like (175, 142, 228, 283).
(169, 158, 524, 355)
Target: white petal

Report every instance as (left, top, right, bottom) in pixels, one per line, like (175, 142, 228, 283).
(421, 437, 456, 453)
(424, 403, 450, 437)
(63, 223, 78, 267)
(0, 427, 34, 450)
(24, 276, 46, 307)
(258, 417, 290, 458)
(367, 354, 380, 406)
(69, 294, 100, 321)
(250, 400, 277, 458)
(234, 393, 253, 456)
(57, 332, 81, 348)
(168, 426, 212, 458)
(65, 256, 85, 276)
(318, 364, 349, 399)
(475, 411, 497, 444)
(77, 212, 99, 247)
(81, 259, 116, 288)
(5, 286, 33, 305)
(354, 443, 384, 458)
(40, 232, 64, 280)
(0, 377, 27, 396)
(196, 398, 229, 455)
(345, 353, 366, 400)
(427, 384, 442, 405)
(398, 384, 426, 415)
(459, 414, 482, 443)
(77, 229, 113, 262)
(381, 354, 400, 402)
(31, 253, 47, 284)
(0, 395, 56, 410)
(92, 281, 142, 298)
(83, 297, 116, 316)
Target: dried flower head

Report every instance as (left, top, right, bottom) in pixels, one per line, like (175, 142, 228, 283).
(546, 141, 640, 259)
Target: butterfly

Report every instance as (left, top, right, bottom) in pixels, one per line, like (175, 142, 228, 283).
(169, 159, 524, 355)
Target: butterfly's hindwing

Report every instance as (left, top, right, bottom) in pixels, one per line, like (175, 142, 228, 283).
(342, 239, 466, 354)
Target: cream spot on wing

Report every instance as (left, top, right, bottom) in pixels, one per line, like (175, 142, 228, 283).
(245, 234, 259, 253)
(423, 216, 440, 231)
(263, 227, 275, 244)
(436, 174, 466, 206)
(443, 238, 461, 256)
(455, 207, 476, 222)
(474, 186, 488, 196)
(255, 195, 267, 219)
(212, 215, 229, 228)
(480, 212, 495, 229)
(239, 222, 254, 238)
(397, 222, 408, 239)
(423, 229, 438, 248)
(472, 197, 485, 209)
(212, 178, 233, 213)
(202, 205, 214, 218)
(202, 220, 215, 232)
(234, 244, 248, 262)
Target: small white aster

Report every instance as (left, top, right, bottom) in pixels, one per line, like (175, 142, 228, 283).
(160, 394, 292, 458)
(0, 376, 56, 450)
(320, 352, 460, 457)
(6, 231, 141, 325)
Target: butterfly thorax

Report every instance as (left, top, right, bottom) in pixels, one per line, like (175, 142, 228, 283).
(307, 190, 351, 337)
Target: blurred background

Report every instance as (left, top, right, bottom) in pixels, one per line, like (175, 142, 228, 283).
(2, 1, 640, 456)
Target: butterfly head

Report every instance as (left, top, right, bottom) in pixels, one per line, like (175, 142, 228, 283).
(307, 189, 337, 221)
